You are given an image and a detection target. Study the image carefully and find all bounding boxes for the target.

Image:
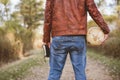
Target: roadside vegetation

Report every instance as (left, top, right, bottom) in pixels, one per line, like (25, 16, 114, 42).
(87, 0, 120, 79)
(87, 49, 120, 80)
(0, 49, 45, 80)
(0, 0, 120, 79)
(0, 0, 44, 65)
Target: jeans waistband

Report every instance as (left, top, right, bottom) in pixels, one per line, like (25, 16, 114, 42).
(52, 35, 86, 41)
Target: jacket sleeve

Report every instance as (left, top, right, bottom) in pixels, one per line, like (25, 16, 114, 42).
(86, 0, 110, 34)
(43, 0, 53, 43)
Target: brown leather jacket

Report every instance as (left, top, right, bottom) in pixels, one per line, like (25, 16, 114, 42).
(43, 0, 110, 43)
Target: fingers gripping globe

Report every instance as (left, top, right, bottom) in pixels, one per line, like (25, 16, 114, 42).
(87, 27, 105, 46)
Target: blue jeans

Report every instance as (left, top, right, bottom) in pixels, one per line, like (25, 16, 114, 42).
(48, 36, 86, 80)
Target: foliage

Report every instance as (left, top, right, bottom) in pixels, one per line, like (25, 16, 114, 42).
(17, 0, 44, 52)
(115, 0, 120, 19)
(102, 38, 120, 58)
(19, 29, 35, 53)
(87, 20, 97, 28)
(4, 20, 35, 53)
(0, 0, 10, 21)
(96, 0, 105, 7)
(88, 15, 117, 28)
(19, 0, 44, 30)
(0, 32, 18, 64)
(88, 13, 120, 58)
(0, 0, 44, 64)
(88, 0, 120, 60)
(0, 0, 9, 5)
(88, 36, 120, 58)
(103, 15, 118, 23)
(0, 20, 26, 63)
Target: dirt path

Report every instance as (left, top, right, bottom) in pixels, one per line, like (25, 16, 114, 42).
(23, 55, 113, 80)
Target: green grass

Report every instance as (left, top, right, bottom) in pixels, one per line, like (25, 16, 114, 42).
(87, 49, 120, 79)
(0, 49, 45, 80)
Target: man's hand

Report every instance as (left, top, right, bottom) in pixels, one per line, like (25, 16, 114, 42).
(101, 34, 109, 45)
(44, 42, 50, 48)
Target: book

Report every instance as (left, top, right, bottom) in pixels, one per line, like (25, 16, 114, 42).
(42, 44, 50, 57)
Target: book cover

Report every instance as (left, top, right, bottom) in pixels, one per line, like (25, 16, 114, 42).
(42, 44, 50, 57)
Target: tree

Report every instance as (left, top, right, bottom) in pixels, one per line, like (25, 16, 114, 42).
(0, 0, 10, 21)
(19, 0, 44, 30)
(96, 0, 104, 7)
(116, 0, 120, 19)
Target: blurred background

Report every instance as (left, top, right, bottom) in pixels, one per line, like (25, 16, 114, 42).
(0, 0, 120, 80)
